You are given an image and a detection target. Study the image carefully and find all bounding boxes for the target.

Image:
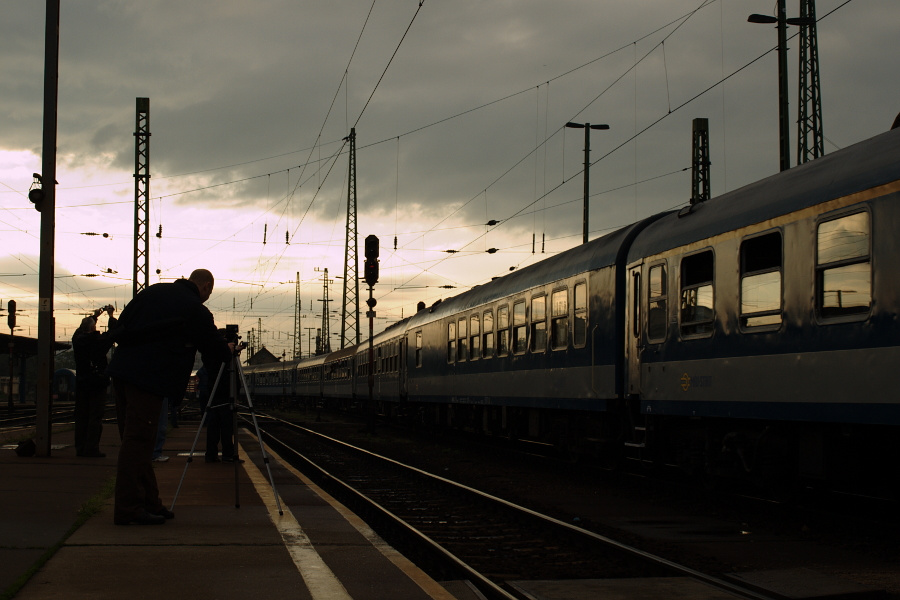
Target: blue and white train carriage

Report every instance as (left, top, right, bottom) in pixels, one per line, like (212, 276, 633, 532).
(247, 127, 900, 488)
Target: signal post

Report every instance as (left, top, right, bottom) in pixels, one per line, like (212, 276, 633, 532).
(364, 235, 379, 432)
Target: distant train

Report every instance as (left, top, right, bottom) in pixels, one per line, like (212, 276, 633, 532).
(245, 128, 900, 491)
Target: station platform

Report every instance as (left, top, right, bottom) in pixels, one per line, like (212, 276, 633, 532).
(1, 421, 476, 600)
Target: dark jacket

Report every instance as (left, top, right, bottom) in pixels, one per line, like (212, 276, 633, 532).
(106, 279, 231, 399)
(72, 316, 118, 393)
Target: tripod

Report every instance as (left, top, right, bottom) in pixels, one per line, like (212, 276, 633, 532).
(172, 351, 283, 515)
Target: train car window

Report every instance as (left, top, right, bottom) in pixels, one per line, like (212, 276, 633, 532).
(740, 232, 782, 328)
(680, 251, 715, 336)
(415, 331, 423, 367)
(470, 314, 481, 360)
(817, 212, 871, 318)
(447, 321, 456, 363)
(531, 295, 547, 353)
(551, 289, 568, 350)
(514, 300, 527, 353)
(648, 263, 668, 341)
(573, 282, 587, 347)
(497, 305, 510, 356)
(482, 310, 494, 358)
(458, 317, 468, 362)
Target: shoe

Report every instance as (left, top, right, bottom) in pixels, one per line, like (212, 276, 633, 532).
(115, 510, 166, 526)
(221, 456, 245, 464)
(81, 450, 106, 458)
(151, 507, 175, 520)
(204, 456, 220, 463)
(152, 455, 170, 462)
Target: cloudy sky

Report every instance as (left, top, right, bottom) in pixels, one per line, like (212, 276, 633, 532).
(1, 0, 897, 358)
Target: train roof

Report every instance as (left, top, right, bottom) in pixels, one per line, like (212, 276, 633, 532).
(627, 128, 900, 260)
(292, 353, 328, 369)
(407, 220, 648, 326)
(326, 345, 358, 361)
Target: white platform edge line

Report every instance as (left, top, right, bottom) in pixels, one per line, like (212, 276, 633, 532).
(243, 433, 458, 600)
(239, 441, 354, 600)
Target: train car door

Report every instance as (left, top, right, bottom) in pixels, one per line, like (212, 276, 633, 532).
(625, 262, 643, 398)
(399, 338, 407, 399)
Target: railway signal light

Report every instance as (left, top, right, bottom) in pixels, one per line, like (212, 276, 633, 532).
(364, 234, 379, 286)
(7, 300, 15, 331)
(28, 173, 45, 212)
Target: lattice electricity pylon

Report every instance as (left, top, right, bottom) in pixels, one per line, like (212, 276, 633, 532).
(797, 0, 824, 164)
(690, 118, 711, 205)
(133, 97, 151, 298)
(340, 128, 361, 349)
(293, 272, 302, 359)
(317, 268, 331, 355)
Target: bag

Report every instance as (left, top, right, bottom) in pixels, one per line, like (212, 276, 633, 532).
(15, 439, 36, 457)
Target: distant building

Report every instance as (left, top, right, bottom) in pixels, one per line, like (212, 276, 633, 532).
(247, 346, 281, 365)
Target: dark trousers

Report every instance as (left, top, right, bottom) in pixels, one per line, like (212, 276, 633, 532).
(113, 378, 165, 521)
(74, 386, 105, 455)
(205, 401, 235, 459)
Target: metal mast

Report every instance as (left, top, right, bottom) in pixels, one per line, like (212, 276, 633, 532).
(341, 128, 360, 349)
(133, 97, 151, 298)
(797, 0, 824, 164)
(690, 118, 711, 204)
(35, 0, 60, 456)
(293, 272, 301, 359)
(317, 268, 331, 355)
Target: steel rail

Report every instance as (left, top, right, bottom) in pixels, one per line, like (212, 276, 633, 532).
(250, 414, 779, 600)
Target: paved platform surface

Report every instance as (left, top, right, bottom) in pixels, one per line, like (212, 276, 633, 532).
(0, 421, 464, 600)
(4, 418, 887, 600)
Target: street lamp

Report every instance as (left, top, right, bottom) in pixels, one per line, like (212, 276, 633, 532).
(748, 1, 815, 172)
(565, 122, 609, 244)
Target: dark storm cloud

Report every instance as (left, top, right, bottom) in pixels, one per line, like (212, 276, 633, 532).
(3, 0, 898, 243)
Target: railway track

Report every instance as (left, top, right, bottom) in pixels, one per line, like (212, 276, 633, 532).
(251, 414, 779, 600)
(0, 404, 77, 435)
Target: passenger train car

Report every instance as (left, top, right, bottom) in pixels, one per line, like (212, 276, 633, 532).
(246, 128, 900, 489)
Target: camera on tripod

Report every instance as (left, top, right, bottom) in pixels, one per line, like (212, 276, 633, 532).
(224, 324, 240, 343)
(224, 324, 248, 352)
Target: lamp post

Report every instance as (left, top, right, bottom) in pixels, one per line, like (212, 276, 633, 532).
(748, 1, 815, 172)
(565, 122, 609, 244)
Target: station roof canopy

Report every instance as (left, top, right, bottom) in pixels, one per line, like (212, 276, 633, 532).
(0, 333, 70, 356)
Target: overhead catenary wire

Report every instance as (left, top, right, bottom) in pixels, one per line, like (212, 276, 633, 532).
(7, 1, 862, 347)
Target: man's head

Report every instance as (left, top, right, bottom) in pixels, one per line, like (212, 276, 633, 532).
(77, 315, 97, 334)
(188, 269, 215, 302)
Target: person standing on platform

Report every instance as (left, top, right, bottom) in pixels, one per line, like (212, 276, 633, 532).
(203, 329, 241, 463)
(107, 269, 233, 526)
(72, 305, 117, 457)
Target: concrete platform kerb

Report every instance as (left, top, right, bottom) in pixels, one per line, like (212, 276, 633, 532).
(1, 423, 463, 600)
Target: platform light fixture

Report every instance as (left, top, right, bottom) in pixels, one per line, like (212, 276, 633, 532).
(565, 122, 609, 244)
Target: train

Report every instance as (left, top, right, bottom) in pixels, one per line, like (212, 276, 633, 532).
(244, 127, 900, 491)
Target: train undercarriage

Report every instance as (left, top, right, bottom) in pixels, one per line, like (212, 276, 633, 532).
(303, 392, 897, 499)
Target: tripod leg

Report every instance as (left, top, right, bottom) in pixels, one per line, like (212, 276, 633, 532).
(230, 357, 240, 508)
(234, 355, 284, 515)
(171, 363, 226, 511)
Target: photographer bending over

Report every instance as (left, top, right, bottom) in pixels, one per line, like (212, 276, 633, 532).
(107, 269, 233, 526)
